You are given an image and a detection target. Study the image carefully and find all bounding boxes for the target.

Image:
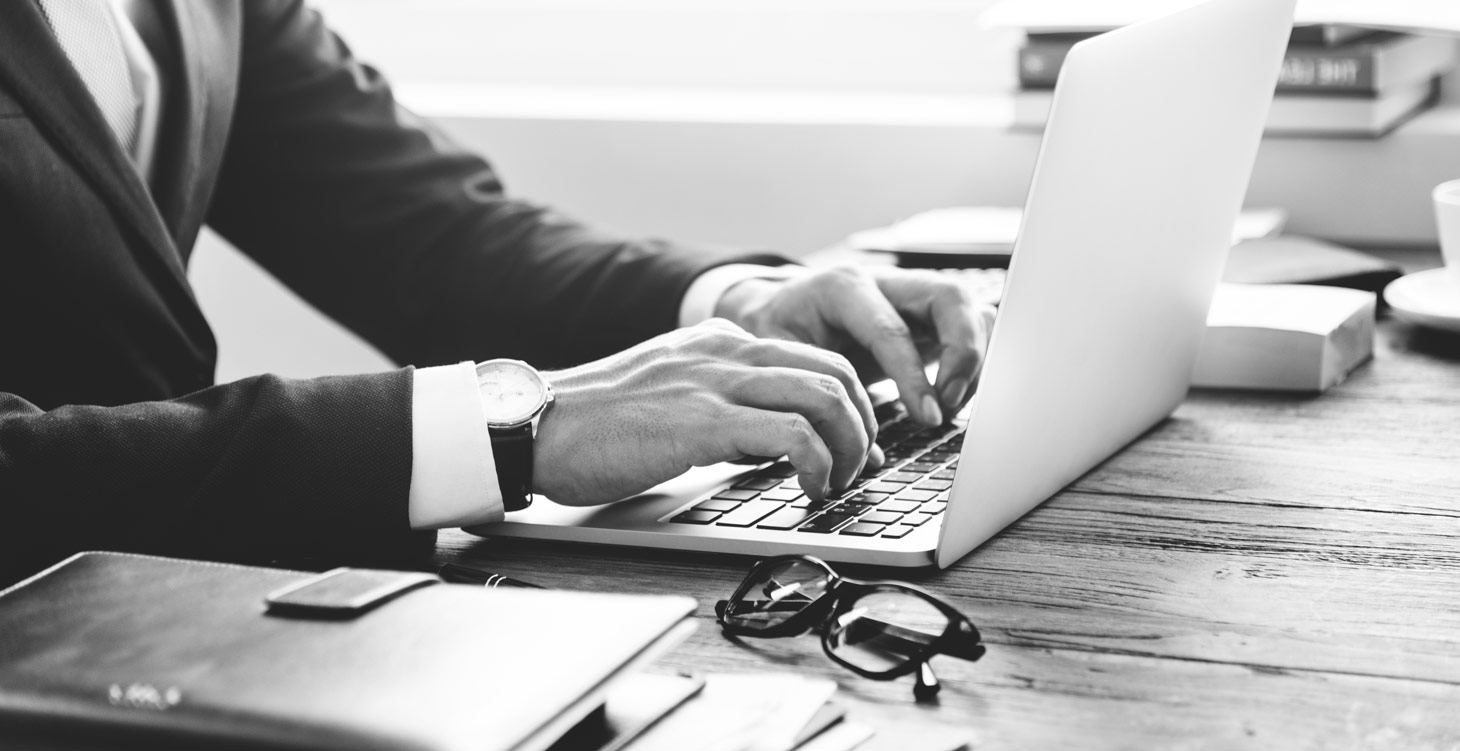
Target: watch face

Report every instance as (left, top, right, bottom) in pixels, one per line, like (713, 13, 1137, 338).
(476, 360, 547, 426)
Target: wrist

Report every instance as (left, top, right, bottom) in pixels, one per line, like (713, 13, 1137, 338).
(712, 277, 784, 333)
(528, 367, 578, 500)
(529, 396, 558, 500)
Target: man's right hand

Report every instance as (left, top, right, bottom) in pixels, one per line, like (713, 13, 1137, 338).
(532, 319, 883, 506)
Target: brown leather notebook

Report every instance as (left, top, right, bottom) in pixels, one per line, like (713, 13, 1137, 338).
(0, 552, 695, 751)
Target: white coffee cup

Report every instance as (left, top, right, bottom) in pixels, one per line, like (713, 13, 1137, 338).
(1434, 179, 1460, 288)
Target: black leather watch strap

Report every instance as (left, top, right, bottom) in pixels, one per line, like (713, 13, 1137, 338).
(491, 424, 535, 512)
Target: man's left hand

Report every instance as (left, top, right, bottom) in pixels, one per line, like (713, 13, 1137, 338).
(715, 266, 996, 428)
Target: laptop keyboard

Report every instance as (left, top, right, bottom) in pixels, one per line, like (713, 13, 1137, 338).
(669, 401, 963, 539)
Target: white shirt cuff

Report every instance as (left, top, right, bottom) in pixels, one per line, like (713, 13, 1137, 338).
(678, 263, 805, 328)
(408, 362, 505, 529)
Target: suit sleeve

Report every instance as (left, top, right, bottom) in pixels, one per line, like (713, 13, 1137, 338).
(207, 0, 788, 370)
(0, 371, 430, 583)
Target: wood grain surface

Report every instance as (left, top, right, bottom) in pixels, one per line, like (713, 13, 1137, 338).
(438, 253, 1460, 749)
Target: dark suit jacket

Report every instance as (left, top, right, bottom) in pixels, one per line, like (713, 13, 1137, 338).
(0, 0, 779, 581)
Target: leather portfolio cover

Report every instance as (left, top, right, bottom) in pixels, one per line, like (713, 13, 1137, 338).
(0, 552, 696, 751)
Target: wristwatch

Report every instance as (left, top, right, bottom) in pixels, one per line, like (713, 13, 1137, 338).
(475, 358, 555, 512)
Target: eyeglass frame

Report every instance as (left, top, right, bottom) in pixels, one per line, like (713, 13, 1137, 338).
(714, 554, 985, 684)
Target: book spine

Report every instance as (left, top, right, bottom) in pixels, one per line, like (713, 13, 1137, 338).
(1018, 42, 1383, 94)
(1278, 48, 1374, 92)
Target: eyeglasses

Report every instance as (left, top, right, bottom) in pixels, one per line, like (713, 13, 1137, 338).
(715, 555, 984, 699)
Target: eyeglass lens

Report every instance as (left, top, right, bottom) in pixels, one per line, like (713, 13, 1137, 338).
(825, 590, 951, 673)
(722, 558, 832, 632)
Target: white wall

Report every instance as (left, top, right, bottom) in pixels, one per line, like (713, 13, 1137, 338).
(194, 2, 1460, 383)
(193, 95, 1460, 382)
(190, 232, 395, 381)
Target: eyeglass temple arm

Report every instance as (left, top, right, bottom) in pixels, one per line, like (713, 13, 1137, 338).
(715, 599, 806, 622)
(717, 600, 984, 662)
(840, 617, 985, 663)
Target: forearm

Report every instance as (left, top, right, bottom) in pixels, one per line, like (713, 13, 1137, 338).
(0, 371, 425, 580)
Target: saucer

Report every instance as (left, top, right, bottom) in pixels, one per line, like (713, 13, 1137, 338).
(1385, 268, 1460, 333)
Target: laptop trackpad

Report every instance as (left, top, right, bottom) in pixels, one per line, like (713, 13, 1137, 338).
(492, 464, 757, 530)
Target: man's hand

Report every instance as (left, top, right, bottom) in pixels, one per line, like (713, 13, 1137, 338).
(715, 266, 996, 427)
(534, 320, 883, 506)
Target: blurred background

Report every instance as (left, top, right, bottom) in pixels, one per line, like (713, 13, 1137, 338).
(192, 0, 1459, 381)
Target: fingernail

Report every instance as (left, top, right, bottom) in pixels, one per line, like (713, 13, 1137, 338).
(869, 444, 886, 469)
(921, 394, 944, 426)
(942, 377, 971, 410)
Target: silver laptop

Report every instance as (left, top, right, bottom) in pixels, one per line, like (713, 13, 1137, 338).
(468, 0, 1296, 568)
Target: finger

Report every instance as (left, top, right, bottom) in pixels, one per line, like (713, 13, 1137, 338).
(876, 273, 995, 412)
(721, 406, 835, 501)
(926, 295, 993, 412)
(728, 366, 869, 492)
(739, 338, 878, 451)
(957, 305, 997, 408)
(826, 272, 942, 427)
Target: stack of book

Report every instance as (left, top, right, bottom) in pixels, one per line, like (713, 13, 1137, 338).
(1013, 25, 1456, 136)
(1008, 24, 1458, 137)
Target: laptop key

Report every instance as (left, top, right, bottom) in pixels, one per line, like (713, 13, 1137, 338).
(932, 470, 958, 481)
(846, 491, 890, 505)
(836, 502, 877, 516)
(840, 522, 888, 537)
(716, 500, 786, 527)
(904, 462, 942, 474)
(762, 463, 798, 478)
(901, 513, 930, 527)
(876, 500, 922, 514)
(858, 511, 905, 526)
(670, 509, 722, 524)
(918, 501, 948, 515)
(796, 511, 858, 534)
(874, 401, 908, 422)
(884, 472, 924, 484)
(859, 468, 894, 483)
(895, 489, 937, 503)
(757, 507, 820, 530)
(760, 487, 805, 503)
(881, 525, 916, 539)
(916, 479, 953, 492)
(879, 427, 914, 443)
(694, 499, 742, 513)
(712, 488, 760, 502)
(865, 482, 905, 494)
(734, 477, 781, 491)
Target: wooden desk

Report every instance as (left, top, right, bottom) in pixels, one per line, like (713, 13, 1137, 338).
(437, 255, 1460, 749)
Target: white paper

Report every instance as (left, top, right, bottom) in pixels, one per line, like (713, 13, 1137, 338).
(619, 673, 837, 751)
(846, 206, 1285, 255)
(793, 721, 876, 751)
